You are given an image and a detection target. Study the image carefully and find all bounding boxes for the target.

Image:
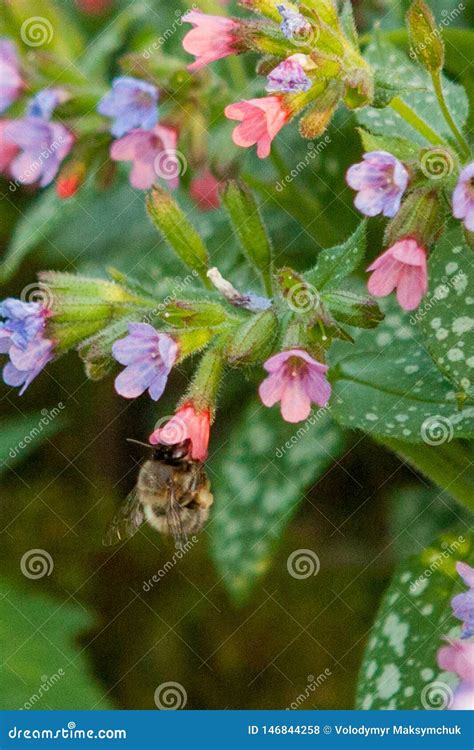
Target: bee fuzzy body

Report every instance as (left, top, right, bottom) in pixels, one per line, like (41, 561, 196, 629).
(103, 440, 213, 548)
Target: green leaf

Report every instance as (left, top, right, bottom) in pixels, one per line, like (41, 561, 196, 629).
(418, 227, 474, 398)
(6, 0, 84, 59)
(146, 187, 210, 286)
(221, 180, 273, 294)
(80, 3, 148, 82)
(0, 578, 112, 709)
(357, 127, 419, 161)
(340, 0, 359, 49)
(305, 221, 367, 290)
(378, 437, 474, 513)
(388, 485, 472, 561)
(0, 412, 65, 476)
(208, 400, 345, 604)
(356, 528, 473, 709)
(358, 40, 468, 144)
(330, 300, 474, 441)
(0, 188, 69, 281)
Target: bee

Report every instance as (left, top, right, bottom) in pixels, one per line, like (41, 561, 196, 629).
(103, 439, 213, 549)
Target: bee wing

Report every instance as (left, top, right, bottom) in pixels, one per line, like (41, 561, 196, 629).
(166, 484, 188, 550)
(103, 488, 145, 546)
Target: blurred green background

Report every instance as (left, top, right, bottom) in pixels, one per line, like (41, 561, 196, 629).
(0, 0, 473, 711)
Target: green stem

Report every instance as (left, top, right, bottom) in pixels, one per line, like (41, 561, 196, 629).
(390, 97, 448, 146)
(376, 436, 474, 513)
(431, 71, 471, 158)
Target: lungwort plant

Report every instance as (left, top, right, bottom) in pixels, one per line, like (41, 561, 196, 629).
(0, 0, 473, 711)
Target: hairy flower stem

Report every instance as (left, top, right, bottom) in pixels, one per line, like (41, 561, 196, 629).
(390, 96, 448, 147)
(431, 72, 471, 159)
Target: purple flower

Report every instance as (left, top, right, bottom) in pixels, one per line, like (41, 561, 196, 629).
(112, 323, 178, 401)
(0, 39, 23, 113)
(346, 150, 409, 218)
(97, 77, 159, 138)
(0, 298, 54, 395)
(452, 562, 474, 639)
(110, 124, 179, 190)
(452, 162, 474, 232)
(277, 5, 311, 40)
(27, 88, 69, 120)
(259, 348, 331, 423)
(266, 56, 311, 94)
(6, 118, 74, 187)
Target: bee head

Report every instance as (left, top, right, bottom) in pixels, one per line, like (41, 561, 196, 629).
(151, 440, 192, 464)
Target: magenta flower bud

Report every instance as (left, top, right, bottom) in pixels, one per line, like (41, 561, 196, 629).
(182, 11, 240, 71)
(112, 323, 178, 401)
(367, 237, 428, 311)
(150, 402, 211, 462)
(97, 76, 158, 138)
(452, 162, 474, 232)
(0, 298, 54, 394)
(259, 348, 331, 423)
(346, 151, 409, 218)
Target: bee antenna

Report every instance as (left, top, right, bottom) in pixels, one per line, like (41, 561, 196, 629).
(126, 438, 152, 450)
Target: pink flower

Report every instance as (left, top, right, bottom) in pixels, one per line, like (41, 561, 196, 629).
(367, 237, 428, 311)
(182, 11, 240, 72)
(149, 402, 211, 462)
(0, 39, 23, 113)
(225, 96, 289, 159)
(7, 118, 74, 188)
(438, 639, 474, 683)
(110, 124, 179, 190)
(450, 681, 474, 710)
(452, 162, 474, 232)
(190, 169, 221, 211)
(259, 348, 331, 423)
(0, 120, 18, 174)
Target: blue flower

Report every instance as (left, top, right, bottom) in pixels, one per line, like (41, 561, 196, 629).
(0, 298, 54, 394)
(97, 76, 159, 138)
(453, 562, 474, 639)
(346, 151, 409, 218)
(112, 323, 178, 401)
(27, 88, 68, 120)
